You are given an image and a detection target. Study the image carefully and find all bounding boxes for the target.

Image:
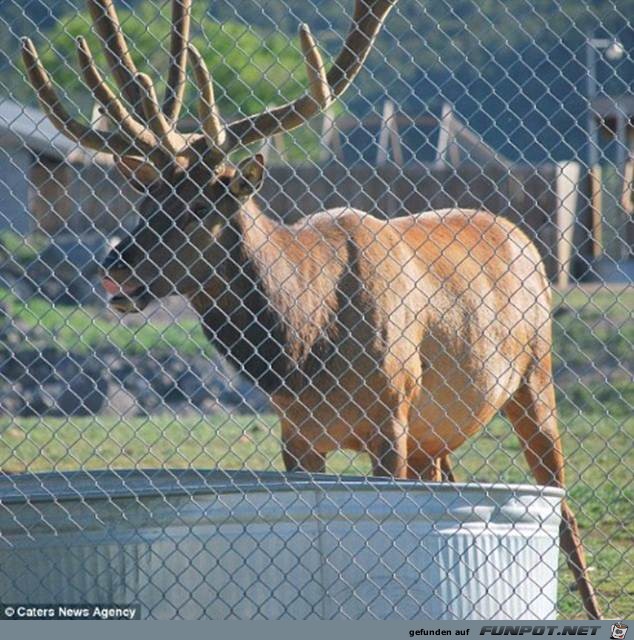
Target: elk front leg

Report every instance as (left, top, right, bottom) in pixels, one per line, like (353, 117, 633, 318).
(367, 400, 409, 479)
(280, 420, 327, 473)
(504, 365, 602, 620)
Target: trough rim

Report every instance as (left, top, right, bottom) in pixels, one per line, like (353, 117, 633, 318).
(0, 468, 566, 504)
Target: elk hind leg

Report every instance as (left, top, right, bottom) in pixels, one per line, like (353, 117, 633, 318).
(504, 367, 601, 619)
(406, 450, 453, 482)
(440, 454, 455, 482)
(280, 420, 327, 473)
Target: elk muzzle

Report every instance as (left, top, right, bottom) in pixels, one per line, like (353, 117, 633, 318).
(101, 250, 152, 314)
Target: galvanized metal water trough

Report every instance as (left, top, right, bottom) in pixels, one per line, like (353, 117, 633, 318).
(0, 470, 563, 619)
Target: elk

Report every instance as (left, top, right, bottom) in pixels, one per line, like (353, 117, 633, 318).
(22, 0, 601, 619)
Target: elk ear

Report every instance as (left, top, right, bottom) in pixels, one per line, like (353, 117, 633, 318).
(115, 156, 160, 191)
(230, 154, 265, 198)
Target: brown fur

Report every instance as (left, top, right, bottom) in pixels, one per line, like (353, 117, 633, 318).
(210, 205, 547, 474)
(186, 203, 600, 618)
(101, 162, 600, 619)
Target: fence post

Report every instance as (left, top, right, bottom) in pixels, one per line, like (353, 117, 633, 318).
(555, 161, 581, 288)
(376, 99, 403, 167)
(320, 106, 343, 162)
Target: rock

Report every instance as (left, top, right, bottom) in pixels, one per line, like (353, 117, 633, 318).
(53, 355, 108, 416)
(0, 300, 10, 326)
(122, 370, 163, 414)
(149, 369, 178, 399)
(0, 390, 25, 417)
(41, 346, 64, 367)
(20, 351, 55, 383)
(176, 370, 210, 406)
(105, 385, 143, 418)
(211, 357, 270, 414)
(102, 353, 134, 384)
(18, 383, 54, 416)
(0, 352, 21, 380)
(0, 348, 107, 416)
(0, 347, 47, 382)
(1, 333, 269, 418)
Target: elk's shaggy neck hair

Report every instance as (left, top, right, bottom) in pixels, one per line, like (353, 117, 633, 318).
(190, 199, 370, 395)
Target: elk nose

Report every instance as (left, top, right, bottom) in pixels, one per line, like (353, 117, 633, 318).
(100, 253, 135, 293)
(102, 250, 124, 271)
(102, 276, 141, 297)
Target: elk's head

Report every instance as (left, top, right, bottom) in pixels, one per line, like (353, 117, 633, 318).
(98, 155, 267, 312)
(22, 0, 396, 312)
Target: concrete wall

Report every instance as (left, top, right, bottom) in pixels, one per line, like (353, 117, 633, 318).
(0, 145, 31, 234)
(4, 154, 583, 282)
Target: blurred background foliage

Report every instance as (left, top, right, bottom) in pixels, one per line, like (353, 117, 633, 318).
(31, 3, 308, 117)
(0, 0, 632, 162)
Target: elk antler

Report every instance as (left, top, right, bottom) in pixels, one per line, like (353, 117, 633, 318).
(22, 0, 192, 168)
(212, 0, 398, 157)
(22, 0, 397, 173)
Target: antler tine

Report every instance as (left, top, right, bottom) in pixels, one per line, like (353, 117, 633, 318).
(86, 0, 143, 118)
(24, 0, 396, 168)
(188, 44, 226, 151)
(75, 36, 157, 151)
(163, 0, 192, 123)
(136, 73, 179, 164)
(217, 0, 397, 154)
(327, 0, 396, 97)
(21, 37, 143, 156)
(298, 24, 331, 109)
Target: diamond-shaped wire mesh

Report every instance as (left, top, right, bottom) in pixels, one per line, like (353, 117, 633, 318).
(0, 0, 631, 621)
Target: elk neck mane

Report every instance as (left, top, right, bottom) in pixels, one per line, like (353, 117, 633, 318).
(191, 199, 353, 395)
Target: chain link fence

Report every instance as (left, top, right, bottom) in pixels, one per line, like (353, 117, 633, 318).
(0, 0, 632, 621)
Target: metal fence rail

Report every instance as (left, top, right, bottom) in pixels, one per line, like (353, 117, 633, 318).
(0, 0, 631, 621)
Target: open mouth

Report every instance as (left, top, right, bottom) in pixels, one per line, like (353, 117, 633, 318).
(102, 278, 151, 313)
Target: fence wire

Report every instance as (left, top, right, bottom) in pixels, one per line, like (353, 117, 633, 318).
(0, 0, 632, 621)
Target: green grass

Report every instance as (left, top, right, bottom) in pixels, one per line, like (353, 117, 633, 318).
(0, 229, 46, 264)
(0, 284, 632, 618)
(0, 287, 210, 357)
(552, 286, 634, 378)
(0, 400, 631, 618)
